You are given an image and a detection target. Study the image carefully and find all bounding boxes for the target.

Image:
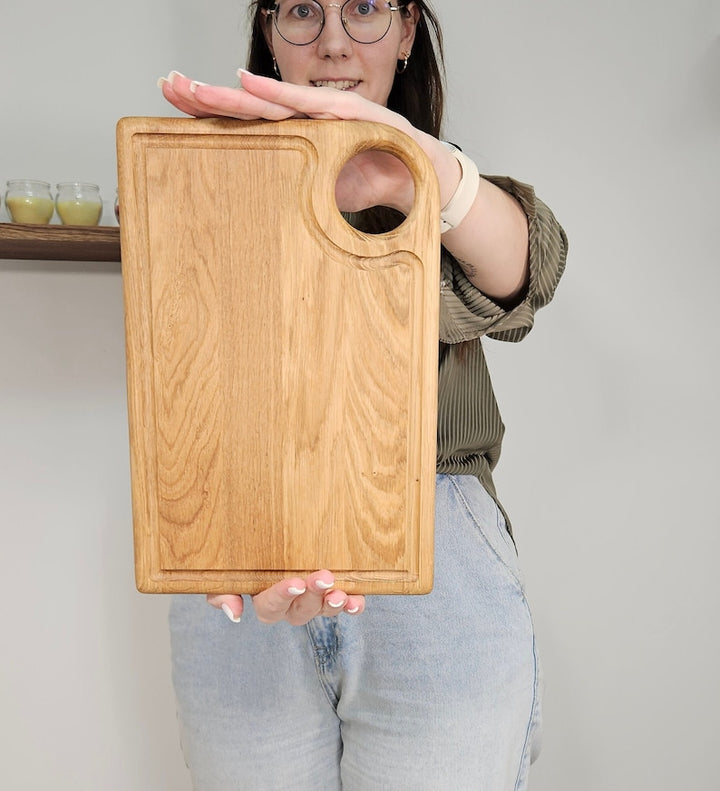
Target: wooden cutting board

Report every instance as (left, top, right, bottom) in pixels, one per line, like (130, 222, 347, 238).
(116, 117, 439, 594)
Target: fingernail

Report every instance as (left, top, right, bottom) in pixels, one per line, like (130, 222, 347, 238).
(221, 603, 241, 623)
(288, 586, 306, 596)
(157, 77, 168, 89)
(315, 580, 334, 590)
(327, 599, 346, 609)
(236, 68, 252, 86)
(189, 80, 207, 94)
(167, 70, 185, 85)
(346, 606, 360, 614)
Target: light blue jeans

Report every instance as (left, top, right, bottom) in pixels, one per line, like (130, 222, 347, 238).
(169, 474, 542, 790)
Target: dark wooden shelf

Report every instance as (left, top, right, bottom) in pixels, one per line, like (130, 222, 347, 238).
(0, 223, 121, 262)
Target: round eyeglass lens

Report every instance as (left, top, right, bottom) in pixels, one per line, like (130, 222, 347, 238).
(273, 0, 396, 46)
(343, 0, 395, 43)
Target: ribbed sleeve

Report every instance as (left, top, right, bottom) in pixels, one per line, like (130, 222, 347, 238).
(438, 176, 568, 344)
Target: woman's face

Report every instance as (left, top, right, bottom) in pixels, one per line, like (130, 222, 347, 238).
(262, 1, 419, 107)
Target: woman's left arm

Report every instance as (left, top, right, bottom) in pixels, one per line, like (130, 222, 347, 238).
(412, 132, 530, 303)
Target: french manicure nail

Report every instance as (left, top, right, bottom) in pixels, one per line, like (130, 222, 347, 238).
(346, 606, 360, 614)
(157, 77, 168, 89)
(236, 68, 253, 86)
(221, 603, 241, 623)
(315, 580, 334, 590)
(167, 70, 185, 85)
(189, 80, 208, 94)
(288, 586, 306, 596)
(328, 599, 346, 609)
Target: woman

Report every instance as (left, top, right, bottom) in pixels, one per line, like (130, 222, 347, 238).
(161, 1, 567, 788)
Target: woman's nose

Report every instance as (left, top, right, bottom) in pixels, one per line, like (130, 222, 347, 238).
(316, 3, 353, 57)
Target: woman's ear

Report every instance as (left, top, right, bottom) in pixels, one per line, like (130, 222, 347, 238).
(399, 2, 420, 54)
(260, 8, 276, 57)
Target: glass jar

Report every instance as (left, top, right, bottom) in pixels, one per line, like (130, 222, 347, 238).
(5, 180, 55, 224)
(55, 182, 103, 226)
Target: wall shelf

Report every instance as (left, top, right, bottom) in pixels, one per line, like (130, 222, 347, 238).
(0, 223, 121, 262)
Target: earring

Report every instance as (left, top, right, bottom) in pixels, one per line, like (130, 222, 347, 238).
(396, 51, 410, 74)
(272, 57, 281, 78)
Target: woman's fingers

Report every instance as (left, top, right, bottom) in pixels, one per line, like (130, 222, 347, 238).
(237, 69, 406, 127)
(206, 593, 245, 623)
(160, 71, 248, 118)
(193, 81, 304, 121)
(159, 68, 414, 132)
(159, 74, 219, 118)
(251, 576, 315, 624)
(249, 571, 366, 625)
(253, 571, 333, 625)
(207, 576, 365, 625)
(160, 70, 301, 121)
(237, 70, 349, 119)
(342, 594, 365, 616)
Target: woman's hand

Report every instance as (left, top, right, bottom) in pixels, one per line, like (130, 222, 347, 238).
(159, 69, 441, 214)
(207, 570, 365, 626)
(160, 68, 415, 126)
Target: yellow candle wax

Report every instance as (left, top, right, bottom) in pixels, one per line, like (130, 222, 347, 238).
(6, 195, 55, 224)
(56, 199, 102, 226)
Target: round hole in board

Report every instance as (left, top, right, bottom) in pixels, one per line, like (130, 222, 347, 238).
(335, 149, 415, 234)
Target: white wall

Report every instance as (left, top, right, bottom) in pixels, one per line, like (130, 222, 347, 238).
(444, 3, 719, 789)
(1, 1, 717, 789)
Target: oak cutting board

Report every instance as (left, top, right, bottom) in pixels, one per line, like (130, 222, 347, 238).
(116, 117, 439, 594)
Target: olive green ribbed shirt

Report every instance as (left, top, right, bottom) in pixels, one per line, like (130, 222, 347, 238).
(437, 175, 568, 515)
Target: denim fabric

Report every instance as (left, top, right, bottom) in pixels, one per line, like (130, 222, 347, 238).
(169, 474, 542, 790)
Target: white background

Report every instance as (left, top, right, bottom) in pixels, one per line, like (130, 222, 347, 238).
(1, 1, 718, 789)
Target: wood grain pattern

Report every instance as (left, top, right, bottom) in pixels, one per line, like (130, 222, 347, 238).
(117, 117, 439, 594)
(0, 223, 120, 262)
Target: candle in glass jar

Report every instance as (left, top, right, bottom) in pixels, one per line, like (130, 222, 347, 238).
(55, 182, 103, 226)
(5, 180, 55, 224)
(56, 199, 103, 225)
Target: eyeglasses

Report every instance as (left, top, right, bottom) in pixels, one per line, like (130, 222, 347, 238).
(267, 0, 401, 46)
